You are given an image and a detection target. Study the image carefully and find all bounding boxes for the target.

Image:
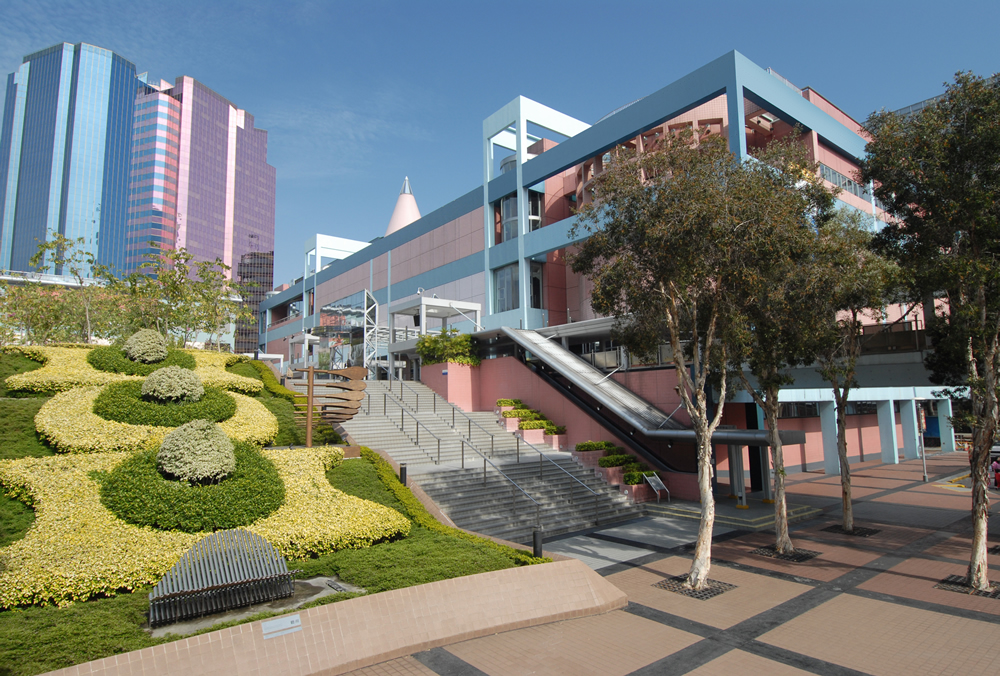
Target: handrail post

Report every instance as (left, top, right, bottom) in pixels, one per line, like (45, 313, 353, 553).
(595, 494, 599, 526)
(516, 436, 520, 463)
(461, 440, 465, 469)
(539, 450, 543, 480)
(306, 366, 314, 448)
(416, 419, 419, 445)
(383, 392, 386, 416)
(437, 438, 441, 465)
(483, 457, 487, 486)
(491, 435, 494, 459)
(452, 407, 455, 427)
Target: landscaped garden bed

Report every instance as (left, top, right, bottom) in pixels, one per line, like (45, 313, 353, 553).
(0, 347, 546, 676)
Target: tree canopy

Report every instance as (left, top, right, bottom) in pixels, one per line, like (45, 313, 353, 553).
(860, 71, 1000, 590)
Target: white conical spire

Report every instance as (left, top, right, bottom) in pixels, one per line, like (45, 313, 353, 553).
(385, 176, 421, 236)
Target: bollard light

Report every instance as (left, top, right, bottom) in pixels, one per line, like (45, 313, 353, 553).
(399, 463, 407, 486)
(533, 528, 543, 559)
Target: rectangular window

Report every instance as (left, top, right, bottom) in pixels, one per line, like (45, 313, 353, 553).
(494, 264, 519, 313)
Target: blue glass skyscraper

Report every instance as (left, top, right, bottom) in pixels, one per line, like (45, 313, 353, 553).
(0, 43, 136, 276)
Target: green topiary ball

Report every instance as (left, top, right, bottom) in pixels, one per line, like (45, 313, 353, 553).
(157, 419, 236, 483)
(123, 329, 168, 364)
(142, 365, 205, 402)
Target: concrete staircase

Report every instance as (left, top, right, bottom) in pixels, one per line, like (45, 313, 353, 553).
(288, 377, 645, 545)
(414, 456, 646, 544)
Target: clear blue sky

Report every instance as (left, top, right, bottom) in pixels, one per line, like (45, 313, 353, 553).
(1, 0, 998, 286)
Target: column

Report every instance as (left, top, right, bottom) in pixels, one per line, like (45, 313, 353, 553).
(938, 398, 956, 453)
(899, 400, 920, 460)
(819, 401, 840, 474)
(877, 400, 899, 464)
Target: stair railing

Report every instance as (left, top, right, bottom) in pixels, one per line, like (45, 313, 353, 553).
(364, 391, 442, 465)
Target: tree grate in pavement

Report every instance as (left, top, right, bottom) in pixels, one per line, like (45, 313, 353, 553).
(935, 574, 1000, 599)
(821, 525, 881, 537)
(749, 545, 821, 563)
(653, 575, 737, 600)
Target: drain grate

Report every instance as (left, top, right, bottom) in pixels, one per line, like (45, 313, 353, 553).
(821, 525, 881, 538)
(935, 574, 1000, 599)
(750, 545, 821, 563)
(653, 575, 736, 600)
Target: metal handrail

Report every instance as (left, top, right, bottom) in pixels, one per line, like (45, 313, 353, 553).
(381, 375, 599, 523)
(370, 384, 542, 528)
(386, 373, 500, 455)
(366, 391, 443, 465)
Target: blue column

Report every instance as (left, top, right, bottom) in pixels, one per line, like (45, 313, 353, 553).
(819, 401, 840, 474)
(937, 398, 956, 453)
(726, 83, 748, 161)
(899, 400, 920, 460)
(877, 400, 899, 464)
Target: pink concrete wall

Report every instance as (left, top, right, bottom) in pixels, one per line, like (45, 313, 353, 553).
(421, 362, 479, 411)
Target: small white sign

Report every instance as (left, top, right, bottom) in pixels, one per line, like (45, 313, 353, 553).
(262, 614, 302, 640)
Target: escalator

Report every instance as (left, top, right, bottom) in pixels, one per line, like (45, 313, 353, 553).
(501, 328, 803, 475)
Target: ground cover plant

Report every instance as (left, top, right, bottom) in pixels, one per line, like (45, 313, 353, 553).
(0, 446, 544, 676)
(0, 353, 42, 398)
(93, 381, 236, 427)
(87, 344, 196, 376)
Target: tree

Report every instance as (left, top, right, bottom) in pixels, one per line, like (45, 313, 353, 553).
(860, 72, 1000, 590)
(813, 211, 899, 533)
(194, 258, 251, 351)
(726, 138, 841, 555)
(29, 234, 111, 343)
(572, 130, 767, 589)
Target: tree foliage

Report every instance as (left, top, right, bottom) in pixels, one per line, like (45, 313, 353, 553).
(860, 71, 1000, 590)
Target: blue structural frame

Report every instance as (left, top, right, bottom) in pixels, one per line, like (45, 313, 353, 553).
(259, 50, 872, 345)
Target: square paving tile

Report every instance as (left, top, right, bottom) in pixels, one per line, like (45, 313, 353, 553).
(445, 610, 698, 676)
(604, 556, 811, 629)
(922, 534, 1000, 564)
(792, 520, 933, 552)
(343, 656, 439, 676)
(872, 489, 973, 511)
(543, 536, 652, 571)
(758, 594, 1000, 676)
(856, 556, 1000, 616)
(684, 648, 813, 675)
(710, 531, 881, 582)
(849, 501, 968, 529)
(594, 516, 734, 551)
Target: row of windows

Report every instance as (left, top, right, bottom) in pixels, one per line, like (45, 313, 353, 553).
(136, 99, 180, 114)
(129, 185, 177, 197)
(131, 147, 179, 160)
(135, 110, 179, 124)
(131, 159, 176, 171)
(133, 134, 180, 149)
(134, 121, 180, 135)
(778, 401, 882, 418)
(819, 164, 888, 211)
(128, 196, 177, 208)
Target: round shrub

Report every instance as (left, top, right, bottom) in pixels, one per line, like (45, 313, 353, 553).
(157, 419, 236, 483)
(99, 442, 285, 532)
(93, 381, 236, 427)
(142, 365, 204, 402)
(87, 345, 196, 375)
(123, 329, 168, 363)
(623, 470, 658, 485)
(575, 440, 619, 452)
(598, 453, 634, 468)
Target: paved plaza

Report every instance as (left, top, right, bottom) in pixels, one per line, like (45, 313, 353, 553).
(346, 451, 1000, 676)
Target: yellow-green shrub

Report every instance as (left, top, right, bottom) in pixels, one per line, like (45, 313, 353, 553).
(35, 387, 278, 453)
(250, 446, 411, 558)
(0, 446, 411, 608)
(3, 346, 140, 393)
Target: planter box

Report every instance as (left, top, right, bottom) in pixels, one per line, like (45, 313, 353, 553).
(498, 406, 515, 414)
(504, 417, 521, 433)
(544, 434, 566, 451)
(572, 450, 604, 468)
(521, 428, 545, 445)
(620, 482, 656, 503)
(595, 465, 625, 486)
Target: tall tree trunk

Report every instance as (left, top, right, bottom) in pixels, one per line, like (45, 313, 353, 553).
(688, 424, 716, 589)
(763, 392, 794, 554)
(834, 383, 854, 532)
(967, 337, 996, 591)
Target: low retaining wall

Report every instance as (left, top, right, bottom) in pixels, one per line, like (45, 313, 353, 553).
(45, 559, 626, 676)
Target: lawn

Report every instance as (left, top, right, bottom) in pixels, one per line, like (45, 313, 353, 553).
(0, 354, 531, 676)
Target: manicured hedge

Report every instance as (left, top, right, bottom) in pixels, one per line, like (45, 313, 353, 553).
(93, 381, 236, 427)
(3, 346, 139, 394)
(87, 345, 195, 376)
(598, 454, 634, 468)
(575, 440, 619, 452)
(245, 360, 303, 404)
(36, 387, 278, 453)
(496, 398, 522, 407)
(99, 443, 284, 533)
(623, 470, 658, 485)
(358, 447, 549, 566)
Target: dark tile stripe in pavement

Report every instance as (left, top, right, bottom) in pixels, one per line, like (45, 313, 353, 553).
(618, 527, 977, 675)
(412, 648, 490, 676)
(588, 526, 748, 557)
(846, 586, 1000, 626)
